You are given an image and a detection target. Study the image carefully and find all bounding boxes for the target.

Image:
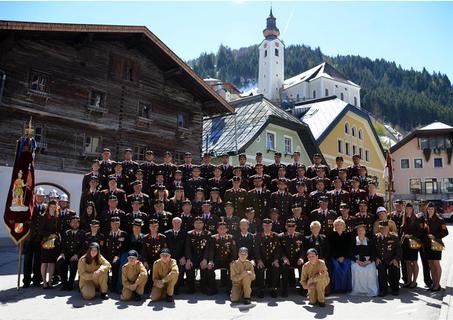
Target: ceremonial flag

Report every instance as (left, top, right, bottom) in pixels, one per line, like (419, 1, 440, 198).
(3, 120, 36, 244)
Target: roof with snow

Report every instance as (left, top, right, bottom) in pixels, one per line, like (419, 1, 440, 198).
(283, 62, 360, 89)
(292, 96, 385, 155)
(202, 94, 320, 158)
(419, 122, 453, 130)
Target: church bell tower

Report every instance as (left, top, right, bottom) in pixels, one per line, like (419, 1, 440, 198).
(258, 8, 284, 103)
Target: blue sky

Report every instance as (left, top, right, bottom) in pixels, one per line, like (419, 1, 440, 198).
(1, 1, 453, 80)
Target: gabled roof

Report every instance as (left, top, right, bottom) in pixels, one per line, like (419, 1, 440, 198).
(0, 20, 233, 116)
(283, 62, 360, 89)
(420, 122, 453, 130)
(390, 121, 453, 153)
(293, 96, 385, 156)
(202, 94, 320, 158)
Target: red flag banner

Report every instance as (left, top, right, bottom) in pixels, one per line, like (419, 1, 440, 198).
(3, 133, 36, 244)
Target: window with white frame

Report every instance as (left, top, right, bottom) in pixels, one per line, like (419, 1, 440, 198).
(266, 132, 276, 150)
(85, 136, 100, 154)
(325, 89, 329, 96)
(358, 129, 363, 140)
(284, 136, 292, 154)
(133, 144, 147, 161)
(337, 140, 343, 154)
(414, 158, 423, 169)
(401, 159, 409, 169)
(29, 70, 49, 93)
(354, 96, 358, 106)
(365, 149, 370, 162)
(344, 123, 350, 134)
(345, 142, 350, 155)
(352, 127, 357, 137)
(340, 92, 344, 100)
(352, 145, 357, 156)
(89, 89, 106, 109)
(359, 147, 363, 159)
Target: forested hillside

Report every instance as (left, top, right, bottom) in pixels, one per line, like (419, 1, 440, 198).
(188, 44, 453, 131)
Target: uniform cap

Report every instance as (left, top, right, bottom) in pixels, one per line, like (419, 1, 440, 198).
(262, 218, 272, 224)
(128, 250, 139, 258)
(110, 216, 120, 223)
(160, 248, 171, 255)
(132, 218, 144, 226)
(90, 220, 100, 226)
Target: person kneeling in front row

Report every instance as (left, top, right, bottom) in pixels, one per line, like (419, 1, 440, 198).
(230, 247, 256, 305)
(121, 250, 148, 301)
(78, 242, 111, 300)
(300, 248, 330, 307)
(150, 248, 179, 302)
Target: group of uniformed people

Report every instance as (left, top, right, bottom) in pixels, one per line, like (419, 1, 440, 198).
(21, 148, 448, 306)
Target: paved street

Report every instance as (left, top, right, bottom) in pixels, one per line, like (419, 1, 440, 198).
(1, 227, 452, 320)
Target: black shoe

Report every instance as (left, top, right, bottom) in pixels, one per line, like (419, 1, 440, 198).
(60, 285, 68, 291)
(166, 295, 174, 302)
(134, 294, 143, 301)
(391, 290, 399, 296)
(430, 287, 441, 292)
(23, 283, 31, 288)
(378, 292, 387, 297)
(318, 302, 326, 307)
(243, 298, 251, 305)
(258, 290, 265, 299)
(270, 289, 278, 298)
(100, 293, 109, 300)
(281, 290, 288, 298)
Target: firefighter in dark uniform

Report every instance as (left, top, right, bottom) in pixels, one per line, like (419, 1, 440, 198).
(99, 194, 126, 236)
(112, 162, 129, 192)
(291, 203, 311, 238)
(289, 165, 312, 194)
(328, 176, 351, 214)
(178, 152, 194, 182)
(57, 216, 85, 290)
(208, 166, 228, 198)
(234, 219, 256, 262)
(309, 196, 337, 235)
(180, 199, 194, 233)
(286, 151, 302, 180)
(292, 182, 310, 216)
(142, 219, 167, 288)
(338, 203, 357, 234)
(254, 218, 281, 298)
(84, 220, 105, 253)
(124, 197, 148, 234)
(238, 153, 253, 182)
(355, 200, 375, 237)
(185, 166, 207, 200)
(23, 187, 46, 288)
(250, 163, 271, 191)
(269, 208, 285, 233)
(79, 175, 102, 218)
(219, 153, 234, 181)
(305, 153, 327, 179)
(329, 156, 345, 181)
(58, 194, 77, 234)
(185, 216, 212, 293)
(99, 148, 115, 189)
(222, 201, 240, 237)
(347, 154, 362, 179)
(229, 166, 250, 191)
(121, 148, 140, 182)
(269, 178, 292, 220)
(126, 180, 151, 214)
(82, 159, 101, 192)
(224, 176, 248, 217)
(279, 219, 305, 296)
(366, 181, 385, 218)
(245, 207, 262, 235)
(247, 175, 271, 220)
(349, 176, 368, 214)
(200, 152, 216, 180)
(159, 151, 177, 185)
(312, 167, 332, 191)
(266, 152, 285, 180)
(207, 222, 237, 294)
(309, 179, 328, 212)
(339, 168, 351, 191)
(200, 200, 220, 235)
(141, 150, 158, 191)
(100, 175, 127, 213)
(104, 216, 128, 292)
(150, 199, 173, 233)
(375, 220, 402, 296)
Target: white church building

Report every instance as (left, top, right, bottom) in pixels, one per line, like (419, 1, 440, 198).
(258, 9, 361, 108)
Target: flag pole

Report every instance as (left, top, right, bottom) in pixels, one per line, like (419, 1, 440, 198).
(17, 240, 23, 290)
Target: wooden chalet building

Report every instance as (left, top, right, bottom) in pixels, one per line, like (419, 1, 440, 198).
(0, 21, 232, 241)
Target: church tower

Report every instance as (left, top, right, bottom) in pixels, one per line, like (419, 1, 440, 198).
(258, 8, 284, 103)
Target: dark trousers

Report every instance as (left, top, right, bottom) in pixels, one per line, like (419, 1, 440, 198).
(256, 263, 279, 291)
(207, 262, 231, 294)
(420, 249, 433, 287)
(377, 262, 400, 294)
(23, 240, 42, 285)
(186, 259, 209, 292)
(400, 259, 407, 283)
(280, 263, 301, 292)
(57, 258, 78, 289)
(175, 262, 185, 293)
(109, 259, 120, 292)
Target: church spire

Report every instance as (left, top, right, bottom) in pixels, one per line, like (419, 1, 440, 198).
(263, 7, 280, 40)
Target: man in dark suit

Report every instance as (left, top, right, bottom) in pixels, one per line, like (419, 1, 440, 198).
(121, 148, 140, 182)
(347, 154, 362, 179)
(328, 176, 351, 214)
(286, 151, 302, 180)
(219, 153, 234, 181)
(366, 181, 385, 218)
(306, 153, 329, 179)
(329, 156, 345, 181)
(234, 219, 256, 262)
(200, 152, 215, 180)
(308, 196, 337, 235)
(269, 178, 292, 220)
(178, 152, 194, 182)
(159, 151, 177, 185)
(289, 165, 312, 194)
(82, 160, 101, 192)
(249, 163, 271, 191)
(99, 148, 115, 190)
(266, 152, 285, 180)
(208, 166, 228, 198)
(140, 150, 159, 192)
(126, 180, 151, 214)
(349, 176, 368, 214)
(164, 217, 187, 294)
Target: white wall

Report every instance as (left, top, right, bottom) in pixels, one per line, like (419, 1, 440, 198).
(258, 38, 284, 102)
(0, 166, 83, 243)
